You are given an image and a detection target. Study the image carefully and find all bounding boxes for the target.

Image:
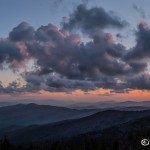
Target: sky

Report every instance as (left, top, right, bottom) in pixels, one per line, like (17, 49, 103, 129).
(0, 0, 150, 102)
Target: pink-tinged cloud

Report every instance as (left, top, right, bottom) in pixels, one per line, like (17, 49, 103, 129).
(106, 33, 115, 44)
(0, 4, 150, 96)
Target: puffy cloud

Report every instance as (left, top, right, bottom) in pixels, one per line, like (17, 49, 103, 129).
(1, 4, 150, 94)
(124, 22, 150, 60)
(0, 40, 24, 69)
(62, 4, 128, 33)
(9, 22, 34, 41)
(0, 81, 23, 94)
(12, 72, 126, 93)
(127, 74, 150, 90)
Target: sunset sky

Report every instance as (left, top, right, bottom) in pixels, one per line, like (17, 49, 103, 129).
(0, 0, 150, 102)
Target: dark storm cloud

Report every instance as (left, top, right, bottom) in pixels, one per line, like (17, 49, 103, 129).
(3, 72, 149, 94)
(63, 4, 128, 32)
(127, 74, 150, 90)
(0, 40, 24, 67)
(76, 33, 132, 77)
(128, 61, 147, 74)
(18, 21, 150, 91)
(11, 73, 100, 93)
(124, 22, 150, 60)
(21, 72, 124, 93)
(46, 76, 97, 92)
(21, 71, 149, 93)
(1, 4, 150, 94)
(2, 21, 149, 93)
(25, 24, 83, 79)
(25, 25, 133, 79)
(9, 22, 35, 41)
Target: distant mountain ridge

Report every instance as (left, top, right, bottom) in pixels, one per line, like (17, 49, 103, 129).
(6, 109, 150, 144)
(1, 100, 150, 109)
(0, 103, 98, 134)
(67, 100, 150, 109)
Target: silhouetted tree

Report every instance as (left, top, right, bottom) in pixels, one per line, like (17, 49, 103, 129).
(1, 136, 12, 150)
(28, 143, 33, 150)
(112, 140, 119, 150)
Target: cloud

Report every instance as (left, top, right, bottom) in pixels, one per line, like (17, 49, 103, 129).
(9, 22, 34, 41)
(51, 0, 90, 7)
(25, 25, 134, 79)
(1, 72, 150, 95)
(0, 4, 150, 94)
(127, 74, 150, 90)
(6, 72, 125, 93)
(0, 81, 22, 94)
(0, 40, 24, 69)
(133, 4, 146, 18)
(1, 21, 149, 93)
(124, 22, 150, 60)
(62, 4, 128, 33)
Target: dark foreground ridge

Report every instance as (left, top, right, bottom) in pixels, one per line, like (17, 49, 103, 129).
(1, 104, 150, 150)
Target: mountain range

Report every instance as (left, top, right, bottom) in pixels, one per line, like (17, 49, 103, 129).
(0, 102, 150, 148)
(1, 102, 150, 147)
(0, 103, 98, 137)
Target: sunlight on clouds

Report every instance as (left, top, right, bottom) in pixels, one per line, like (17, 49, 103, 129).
(14, 89, 150, 101)
(0, 59, 35, 87)
(0, 70, 22, 87)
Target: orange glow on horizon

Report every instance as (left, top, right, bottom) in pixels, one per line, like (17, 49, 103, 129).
(1, 89, 150, 102)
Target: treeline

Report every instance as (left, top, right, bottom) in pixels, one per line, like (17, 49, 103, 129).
(0, 129, 150, 150)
